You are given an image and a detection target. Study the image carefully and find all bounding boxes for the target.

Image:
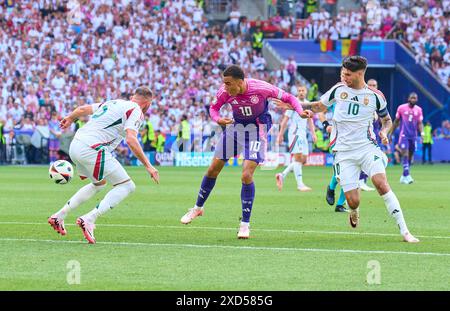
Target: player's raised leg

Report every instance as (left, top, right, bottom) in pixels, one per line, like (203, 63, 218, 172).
(344, 189, 360, 228)
(372, 173, 419, 243)
(181, 158, 225, 224)
(335, 158, 361, 227)
(238, 160, 258, 239)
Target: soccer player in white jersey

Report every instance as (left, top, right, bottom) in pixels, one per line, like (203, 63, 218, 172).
(48, 86, 160, 244)
(293, 56, 419, 243)
(275, 85, 317, 191)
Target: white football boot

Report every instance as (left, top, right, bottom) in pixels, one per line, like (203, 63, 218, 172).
(237, 223, 250, 239)
(181, 207, 204, 224)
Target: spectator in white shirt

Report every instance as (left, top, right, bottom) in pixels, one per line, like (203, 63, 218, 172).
(51, 72, 66, 90)
(226, 6, 241, 34)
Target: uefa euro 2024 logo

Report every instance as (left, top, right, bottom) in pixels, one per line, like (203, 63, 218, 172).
(66, 0, 82, 25)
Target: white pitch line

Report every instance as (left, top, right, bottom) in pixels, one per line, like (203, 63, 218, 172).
(0, 237, 449, 257)
(0, 221, 449, 240)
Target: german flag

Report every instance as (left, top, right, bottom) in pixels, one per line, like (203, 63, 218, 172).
(349, 39, 362, 56)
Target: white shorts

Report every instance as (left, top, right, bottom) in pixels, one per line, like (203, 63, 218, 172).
(288, 134, 309, 155)
(69, 139, 130, 185)
(333, 145, 388, 192)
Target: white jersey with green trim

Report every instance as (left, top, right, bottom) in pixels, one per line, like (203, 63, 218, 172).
(320, 83, 387, 152)
(74, 99, 144, 152)
(285, 99, 309, 138)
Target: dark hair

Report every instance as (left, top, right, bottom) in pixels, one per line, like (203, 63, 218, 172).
(223, 65, 245, 80)
(134, 86, 153, 99)
(342, 56, 367, 72)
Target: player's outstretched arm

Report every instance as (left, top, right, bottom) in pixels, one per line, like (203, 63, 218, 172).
(60, 104, 94, 129)
(379, 114, 393, 145)
(271, 98, 313, 118)
(125, 129, 159, 184)
(301, 101, 328, 113)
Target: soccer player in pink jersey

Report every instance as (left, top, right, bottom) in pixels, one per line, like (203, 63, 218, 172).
(389, 93, 424, 184)
(180, 65, 313, 238)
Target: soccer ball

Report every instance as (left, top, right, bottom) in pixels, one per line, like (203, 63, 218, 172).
(49, 160, 74, 184)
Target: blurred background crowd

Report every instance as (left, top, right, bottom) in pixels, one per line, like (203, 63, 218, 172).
(0, 0, 448, 165)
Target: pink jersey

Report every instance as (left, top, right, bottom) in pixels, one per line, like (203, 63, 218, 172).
(395, 103, 423, 139)
(210, 78, 303, 124)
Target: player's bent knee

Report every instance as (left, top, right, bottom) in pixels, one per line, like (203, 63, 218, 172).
(113, 179, 135, 194)
(241, 172, 253, 184)
(93, 181, 107, 192)
(93, 183, 106, 192)
(344, 190, 360, 209)
(94, 180, 107, 187)
(375, 182, 390, 195)
(347, 197, 360, 209)
(125, 180, 136, 194)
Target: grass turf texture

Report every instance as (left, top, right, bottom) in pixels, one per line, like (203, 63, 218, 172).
(0, 165, 449, 290)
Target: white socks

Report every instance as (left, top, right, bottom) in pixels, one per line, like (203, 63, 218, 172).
(83, 180, 136, 223)
(55, 183, 106, 219)
(281, 162, 294, 178)
(293, 161, 304, 188)
(382, 190, 409, 235)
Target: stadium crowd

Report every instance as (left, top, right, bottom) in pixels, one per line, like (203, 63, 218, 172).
(0, 0, 300, 164)
(0, 0, 448, 165)
(259, 0, 449, 85)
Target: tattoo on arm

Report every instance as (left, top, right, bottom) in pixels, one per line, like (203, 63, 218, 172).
(301, 103, 312, 110)
(301, 101, 326, 113)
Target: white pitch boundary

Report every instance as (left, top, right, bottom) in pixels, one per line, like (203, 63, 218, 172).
(0, 237, 449, 257)
(0, 221, 449, 240)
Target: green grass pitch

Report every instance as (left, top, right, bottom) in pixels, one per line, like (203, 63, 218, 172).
(0, 164, 449, 290)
